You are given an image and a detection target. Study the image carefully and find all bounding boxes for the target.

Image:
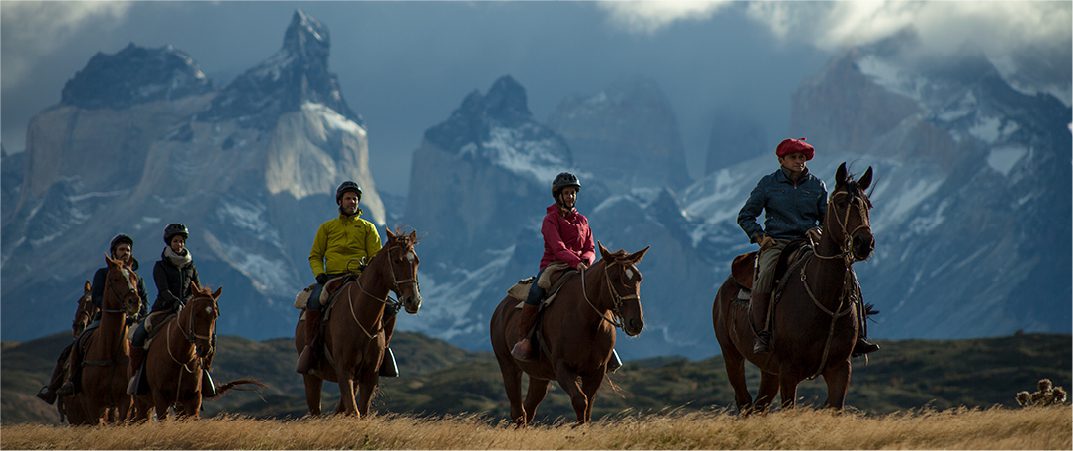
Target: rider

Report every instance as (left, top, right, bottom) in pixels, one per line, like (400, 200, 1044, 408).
(298, 181, 398, 377)
(737, 138, 879, 356)
(128, 223, 214, 395)
(511, 172, 621, 371)
(43, 234, 149, 400)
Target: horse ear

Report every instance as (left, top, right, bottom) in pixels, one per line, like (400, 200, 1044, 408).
(597, 241, 611, 261)
(386, 228, 396, 242)
(105, 253, 115, 267)
(858, 166, 873, 191)
(212, 286, 222, 299)
(189, 280, 200, 294)
(628, 246, 651, 264)
(408, 230, 417, 242)
(84, 280, 92, 292)
(836, 162, 848, 188)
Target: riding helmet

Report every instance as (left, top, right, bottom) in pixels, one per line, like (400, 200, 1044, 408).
(336, 181, 363, 202)
(109, 233, 134, 255)
(551, 172, 581, 198)
(163, 223, 189, 244)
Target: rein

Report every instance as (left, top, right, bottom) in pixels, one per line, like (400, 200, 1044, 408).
(580, 261, 639, 330)
(164, 296, 217, 401)
(800, 190, 870, 380)
(344, 243, 418, 339)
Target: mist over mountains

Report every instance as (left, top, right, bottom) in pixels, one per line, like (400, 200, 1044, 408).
(2, 11, 1068, 359)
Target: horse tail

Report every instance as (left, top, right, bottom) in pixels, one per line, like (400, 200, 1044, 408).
(204, 378, 267, 399)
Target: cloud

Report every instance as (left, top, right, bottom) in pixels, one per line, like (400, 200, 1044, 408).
(1, 1, 133, 87)
(598, 0, 733, 34)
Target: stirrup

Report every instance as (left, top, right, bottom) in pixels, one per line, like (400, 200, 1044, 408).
(36, 386, 57, 405)
(752, 331, 772, 354)
(379, 348, 399, 378)
(56, 381, 76, 396)
(606, 349, 623, 373)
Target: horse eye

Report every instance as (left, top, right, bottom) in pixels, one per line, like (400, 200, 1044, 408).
(204, 306, 212, 314)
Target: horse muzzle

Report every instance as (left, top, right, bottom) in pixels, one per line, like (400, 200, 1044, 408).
(624, 318, 644, 337)
(853, 234, 875, 261)
(401, 293, 422, 314)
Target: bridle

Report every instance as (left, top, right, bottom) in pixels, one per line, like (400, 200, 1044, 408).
(102, 266, 139, 316)
(580, 260, 641, 330)
(812, 189, 872, 266)
(347, 241, 420, 339)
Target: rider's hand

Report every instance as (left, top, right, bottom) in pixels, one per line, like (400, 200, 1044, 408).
(576, 262, 589, 272)
(806, 227, 823, 243)
(758, 235, 775, 249)
(316, 274, 329, 285)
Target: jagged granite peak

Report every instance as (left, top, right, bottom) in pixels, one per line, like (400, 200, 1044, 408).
(60, 43, 212, 110)
(199, 10, 361, 128)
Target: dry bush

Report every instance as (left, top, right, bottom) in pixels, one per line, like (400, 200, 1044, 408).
(1, 407, 1069, 450)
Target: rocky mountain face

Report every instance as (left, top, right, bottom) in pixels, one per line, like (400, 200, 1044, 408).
(705, 112, 768, 174)
(1, 11, 384, 340)
(547, 78, 690, 191)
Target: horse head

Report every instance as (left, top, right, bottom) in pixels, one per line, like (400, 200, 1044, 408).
(184, 281, 220, 358)
(830, 162, 875, 262)
(596, 241, 650, 337)
(72, 280, 95, 336)
(104, 254, 141, 316)
(383, 228, 422, 314)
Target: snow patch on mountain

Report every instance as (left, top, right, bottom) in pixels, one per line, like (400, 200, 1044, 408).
(986, 145, 1028, 176)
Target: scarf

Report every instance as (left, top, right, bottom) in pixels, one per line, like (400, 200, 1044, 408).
(164, 246, 193, 268)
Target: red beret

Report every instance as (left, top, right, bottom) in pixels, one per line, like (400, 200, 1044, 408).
(775, 138, 815, 160)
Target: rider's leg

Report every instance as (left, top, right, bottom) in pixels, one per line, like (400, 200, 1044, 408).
(751, 242, 785, 354)
(511, 271, 545, 361)
(37, 342, 74, 404)
(379, 308, 399, 377)
(852, 297, 880, 356)
(297, 283, 324, 375)
(126, 321, 148, 395)
(56, 340, 82, 396)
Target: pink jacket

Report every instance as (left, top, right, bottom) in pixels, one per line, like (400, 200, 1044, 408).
(539, 204, 595, 270)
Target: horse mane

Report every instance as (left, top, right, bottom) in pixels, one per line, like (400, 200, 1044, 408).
(191, 284, 214, 297)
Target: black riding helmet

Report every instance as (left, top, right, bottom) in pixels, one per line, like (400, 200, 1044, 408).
(336, 181, 362, 203)
(109, 234, 134, 256)
(163, 223, 189, 244)
(551, 172, 581, 198)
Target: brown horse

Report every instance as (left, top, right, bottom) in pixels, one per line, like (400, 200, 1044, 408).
(713, 162, 875, 413)
(294, 228, 423, 417)
(56, 281, 96, 424)
(132, 282, 259, 420)
(78, 254, 142, 424)
(490, 242, 649, 426)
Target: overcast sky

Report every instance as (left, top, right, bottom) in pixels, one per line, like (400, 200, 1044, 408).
(3, 1, 1069, 195)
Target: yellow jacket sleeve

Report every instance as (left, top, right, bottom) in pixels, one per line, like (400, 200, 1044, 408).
(366, 223, 383, 258)
(308, 223, 328, 278)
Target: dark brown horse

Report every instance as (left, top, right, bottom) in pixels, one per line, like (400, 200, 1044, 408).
(294, 228, 423, 417)
(56, 281, 96, 424)
(78, 255, 142, 424)
(490, 242, 649, 426)
(713, 162, 874, 413)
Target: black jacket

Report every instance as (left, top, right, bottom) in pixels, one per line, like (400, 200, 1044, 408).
(150, 250, 201, 314)
(91, 258, 149, 321)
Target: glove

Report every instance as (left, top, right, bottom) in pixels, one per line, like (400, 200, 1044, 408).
(806, 227, 823, 243)
(758, 235, 775, 249)
(316, 274, 329, 285)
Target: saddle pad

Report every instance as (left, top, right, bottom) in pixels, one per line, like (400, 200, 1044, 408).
(731, 252, 757, 290)
(294, 283, 315, 309)
(513, 271, 578, 309)
(507, 277, 536, 301)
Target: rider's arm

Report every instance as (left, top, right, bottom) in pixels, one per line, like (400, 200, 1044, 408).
(737, 178, 768, 243)
(308, 223, 328, 278)
(542, 215, 583, 269)
(153, 262, 179, 310)
(816, 179, 828, 225)
(90, 268, 106, 308)
(136, 276, 149, 320)
(579, 222, 596, 266)
(365, 222, 382, 258)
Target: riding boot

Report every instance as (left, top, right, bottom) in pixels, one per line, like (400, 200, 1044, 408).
(852, 298, 879, 357)
(852, 338, 880, 357)
(379, 347, 399, 378)
(297, 309, 323, 374)
(56, 343, 81, 396)
(606, 348, 623, 374)
(510, 303, 540, 362)
(750, 290, 773, 354)
(201, 369, 217, 396)
(38, 343, 74, 404)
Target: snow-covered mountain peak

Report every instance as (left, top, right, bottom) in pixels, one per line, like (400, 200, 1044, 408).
(61, 43, 212, 110)
(283, 10, 330, 58)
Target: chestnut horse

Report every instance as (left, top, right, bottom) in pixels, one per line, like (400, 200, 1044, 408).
(490, 242, 649, 426)
(132, 283, 261, 420)
(53, 281, 96, 424)
(713, 162, 875, 413)
(78, 255, 142, 424)
(72, 281, 98, 337)
(294, 228, 423, 417)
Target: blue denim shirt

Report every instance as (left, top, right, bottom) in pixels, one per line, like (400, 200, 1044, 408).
(737, 167, 827, 242)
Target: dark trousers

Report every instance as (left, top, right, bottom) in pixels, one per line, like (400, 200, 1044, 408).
(525, 268, 547, 306)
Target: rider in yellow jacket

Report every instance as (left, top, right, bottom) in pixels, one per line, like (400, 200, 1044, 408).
(298, 181, 399, 377)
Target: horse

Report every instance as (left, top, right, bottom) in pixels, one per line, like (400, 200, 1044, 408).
(294, 228, 423, 417)
(712, 162, 875, 413)
(133, 282, 261, 420)
(490, 242, 650, 426)
(56, 281, 96, 424)
(78, 254, 142, 424)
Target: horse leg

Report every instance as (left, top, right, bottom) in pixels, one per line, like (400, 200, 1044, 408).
(117, 395, 132, 422)
(356, 369, 379, 418)
(720, 341, 753, 413)
(822, 360, 851, 410)
(522, 377, 551, 425)
(497, 361, 526, 425)
(754, 371, 779, 413)
(336, 369, 360, 417)
(152, 390, 170, 421)
(553, 363, 587, 425)
(302, 375, 324, 416)
(580, 371, 604, 423)
(778, 371, 800, 409)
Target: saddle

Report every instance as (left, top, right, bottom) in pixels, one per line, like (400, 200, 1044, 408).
(731, 239, 813, 296)
(140, 312, 177, 349)
(294, 275, 356, 313)
(509, 264, 579, 309)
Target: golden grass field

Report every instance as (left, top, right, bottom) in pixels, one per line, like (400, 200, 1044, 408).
(1, 406, 1069, 450)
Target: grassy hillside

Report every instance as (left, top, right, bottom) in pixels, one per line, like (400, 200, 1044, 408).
(2, 332, 1068, 424)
